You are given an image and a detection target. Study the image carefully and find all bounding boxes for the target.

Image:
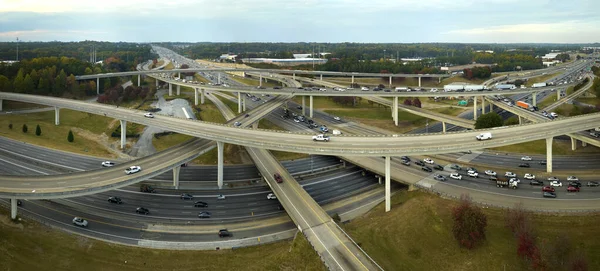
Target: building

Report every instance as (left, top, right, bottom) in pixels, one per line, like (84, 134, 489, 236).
(241, 58, 327, 66)
(219, 54, 238, 61)
(541, 53, 562, 66)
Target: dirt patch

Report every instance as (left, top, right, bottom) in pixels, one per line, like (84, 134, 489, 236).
(0, 215, 24, 230)
(71, 128, 133, 160)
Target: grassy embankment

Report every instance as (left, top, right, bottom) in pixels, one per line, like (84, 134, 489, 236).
(231, 76, 281, 87)
(343, 190, 600, 271)
(525, 72, 562, 87)
(0, 208, 325, 271)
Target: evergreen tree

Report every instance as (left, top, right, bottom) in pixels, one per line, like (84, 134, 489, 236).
(35, 124, 42, 136)
(23, 74, 35, 92)
(22, 124, 28, 133)
(67, 130, 74, 142)
(8, 123, 12, 129)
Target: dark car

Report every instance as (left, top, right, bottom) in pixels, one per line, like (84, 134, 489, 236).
(433, 174, 446, 181)
(400, 156, 410, 161)
(140, 184, 156, 193)
(587, 181, 600, 187)
(519, 163, 531, 168)
(567, 186, 580, 192)
(539, 160, 547, 165)
(273, 86, 282, 89)
(466, 167, 478, 173)
(136, 207, 150, 215)
(542, 186, 555, 192)
(218, 229, 232, 238)
(400, 160, 411, 166)
(274, 173, 283, 183)
(194, 201, 208, 207)
(421, 166, 433, 172)
(450, 164, 462, 170)
(181, 193, 194, 200)
(198, 211, 211, 218)
(529, 180, 544, 186)
(569, 181, 582, 188)
(277, 204, 285, 211)
(415, 161, 425, 166)
(489, 176, 498, 181)
(433, 165, 444, 171)
(108, 197, 123, 204)
(543, 192, 557, 198)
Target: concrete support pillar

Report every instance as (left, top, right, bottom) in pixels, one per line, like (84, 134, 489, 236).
(120, 120, 127, 150)
(518, 115, 522, 125)
(582, 142, 587, 147)
(571, 137, 577, 151)
(217, 141, 224, 189)
(218, 74, 221, 84)
(438, 77, 441, 83)
(393, 97, 398, 126)
(418, 76, 422, 87)
(309, 96, 314, 118)
(201, 89, 205, 104)
(481, 97, 486, 114)
(385, 156, 391, 212)
(173, 166, 181, 189)
(557, 88, 560, 100)
(176, 85, 180, 96)
(194, 88, 199, 105)
(96, 77, 100, 95)
(532, 92, 537, 106)
(156, 78, 159, 87)
(293, 73, 295, 80)
(351, 76, 354, 84)
(178, 72, 181, 79)
(10, 198, 17, 220)
(546, 137, 553, 173)
(237, 92, 242, 113)
(489, 103, 493, 112)
(320, 74, 323, 81)
(242, 96, 246, 111)
(169, 83, 172, 96)
(54, 107, 60, 125)
(302, 96, 306, 116)
(0, 99, 2, 111)
(252, 122, 258, 129)
(442, 122, 447, 133)
(137, 74, 141, 87)
(473, 96, 478, 120)
(259, 74, 263, 87)
(389, 76, 392, 87)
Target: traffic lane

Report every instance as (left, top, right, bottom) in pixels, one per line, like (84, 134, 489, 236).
(0, 153, 60, 175)
(475, 153, 600, 170)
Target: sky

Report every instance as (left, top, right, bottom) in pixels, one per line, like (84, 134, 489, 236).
(0, 0, 599, 43)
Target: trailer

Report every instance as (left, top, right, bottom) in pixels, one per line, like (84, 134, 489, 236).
(532, 82, 547, 88)
(497, 179, 518, 189)
(496, 84, 516, 90)
(465, 85, 486, 91)
(443, 84, 466, 92)
(516, 101, 538, 111)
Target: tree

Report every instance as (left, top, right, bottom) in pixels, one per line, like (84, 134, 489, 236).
(67, 130, 74, 142)
(8, 123, 13, 129)
(22, 124, 28, 133)
(35, 124, 42, 136)
(452, 194, 487, 249)
(13, 68, 25, 93)
(475, 112, 503, 129)
(412, 98, 422, 108)
(23, 74, 35, 92)
(403, 99, 412, 106)
(0, 75, 10, 92)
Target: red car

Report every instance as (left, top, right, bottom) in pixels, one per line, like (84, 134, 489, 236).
(567, 186, 580, 192)
(274, 173, 283, 183)
(542, 186, 555, 193)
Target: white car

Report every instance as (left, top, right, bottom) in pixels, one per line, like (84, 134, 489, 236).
(125, 166, 141, 175)
(217, 194, 226, 200)
(430, 88, 439, 92)
(423, 158, 434, 164)
(548, 176, 560, 182)
(567, 176, 579, 181)
(467, 171, 479, 178)
(449, 173, 462, 180)
(550, 181, 563, 187)
(267, 193, 277, 200)
(144, 113, 154, 118)
(550, 112, 558, 118)
(524, 173, 536, 180)
(521, 156, 532, 161)
(505, 172, 517, 178)
(510, 178, 521, 183)
(72, 217, 88, 227)
(333, 116, 341, 121)
(484, 170, 497, 176)
(101, 161, 115, 167)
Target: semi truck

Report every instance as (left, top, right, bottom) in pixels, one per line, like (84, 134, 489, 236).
(496, 84, 517, 90)
(464, 85, 486, 91)
(496, 179, 518, 189)
(532, 82, 547, 88)
(516, 101, 538, 111)
(443, 84, 466, 92)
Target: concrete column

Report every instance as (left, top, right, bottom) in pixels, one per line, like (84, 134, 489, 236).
(309, 95, 313, 118)
(481, 97, 486, 114)
(582, 142, 587, 147)
(320, 74, 323, 81)
(557, 88, 560, 100)
(259, 74, 262, 87)
(177, 85, 180, 96)
(546, 137, 553, 173)
(201, 89, 205, 104)
(10, 198, 17, 220)
(489, 103, 493, 112)
(237, 92, 242, 113)
(351, 76, 354, 84)
(473, 96, 478, 120)
(442, 122, 446, 133)
(242, 96, 246, 111)
(194, 88, 199, 105)
(137, 74, 141, 87)
(293, 73, 295, 80)
(173, 166, 181, 189)
(393, 97, 398, 126)
(218, 74, 221, 84)
(252, 122, 258, 129)
(54, 107, 60, 125)
(385, 156, 391, 212)
(571, 137, 577, 151)
(389, 76, 392, 87)
(169, 83, 172, 96)
(120, 120, 127, 150)
(518, 115, 522, 124)
(178, 72, 181, 79)
(155, 78, 159, 87)
(217, 141, 224, 189)
(418, 76, 422, 87)
(96, 77, 100, 95)
(0, 99, 2, 111)
(438, 77, 441, 83)
(532, 92, 537, 106)
(302, 96, 306, 116)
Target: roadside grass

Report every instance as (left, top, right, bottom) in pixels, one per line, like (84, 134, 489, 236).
(191, 143, 247, 165)
(155, 60, 164, 67)
(537, 93, 559, 109)
(232, 76, 281, 87)
(343, 190, 600, 271)
(270, 150, 309, 161)
(0, 209, 325, 271)
(152, 133, 194, 152)
(525, 72, 562, 87)
(216, 95, 239, 113)
(194, 74, 211, 84)
(488, 138, 600, 155)
(258, 119, 285, 131)
(2, 100, 45, 110)
(164, 62, 175, 70)
(0, 110, 114, 157)
(428, 106, 467, 116)
(566, 86, 575, 96)
(575, 97, 600, 106)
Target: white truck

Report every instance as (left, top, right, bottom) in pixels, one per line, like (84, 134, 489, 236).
(312, 134, 330, 142)
(332, 129, 342, 135)
(464, 85, 486, 91)
(497, 179, 518, 189)
(395, 87, 408, 92)
(443, 84, 465, 92)
(532, 82, 547, 88)
(476, 132, 492, 141)
(496, 84, 516, 90)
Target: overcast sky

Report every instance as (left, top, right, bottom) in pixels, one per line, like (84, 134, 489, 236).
(0, 0, 598, 43)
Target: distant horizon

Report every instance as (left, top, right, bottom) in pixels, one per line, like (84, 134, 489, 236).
(3, 41, 600, 45)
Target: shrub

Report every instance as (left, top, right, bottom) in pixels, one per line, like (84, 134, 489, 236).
(452, 194, 487, 249)
(35, 124, 42, 136)
(22, 124, 28, 133)
(67, 130, 74, 142)
(8, 123, 12, 129)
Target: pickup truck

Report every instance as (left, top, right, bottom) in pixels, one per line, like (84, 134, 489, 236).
(312, 134, 330, 142)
